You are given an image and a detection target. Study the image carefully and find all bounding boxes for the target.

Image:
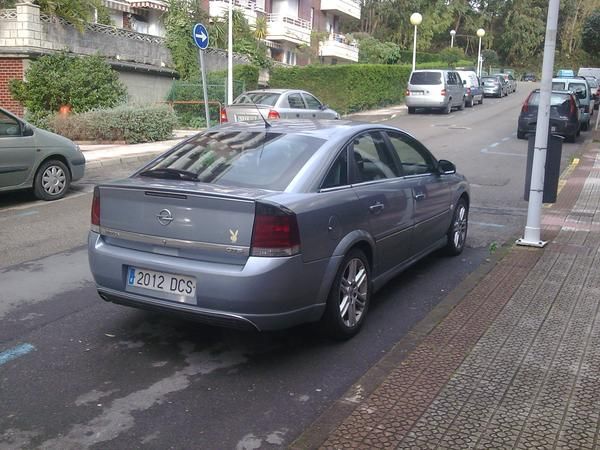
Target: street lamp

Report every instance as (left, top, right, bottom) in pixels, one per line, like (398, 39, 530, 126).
(450, 29, 456, 48)
(476, 28, 485, 77)
(410, 13, 422, 72)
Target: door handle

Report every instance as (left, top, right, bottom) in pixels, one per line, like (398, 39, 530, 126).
(369, 202, 385, 214)
(414, 193, 426, 201)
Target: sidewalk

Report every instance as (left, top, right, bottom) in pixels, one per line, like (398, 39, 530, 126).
(292, 132, 600, 449)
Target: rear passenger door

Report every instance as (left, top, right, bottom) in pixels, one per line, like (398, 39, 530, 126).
(302, 93, 327, 119)
(349, 131, 414, 274)
(284, 92, 307, 119)
(385, 131, 452, 256)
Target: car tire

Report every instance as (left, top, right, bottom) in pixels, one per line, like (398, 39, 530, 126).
(566, 133, 576, 143)
(407, 107, 416, 114)
(517, 130, 526, 140)
(443, 101, 452, 114)
(321, 249, 371, 340)
(467, 98, 474, 107)
(582, 121, 589, 131)
(446, 198, 468, 256)
(33, 159, 71, 201)
(479, 96, 484, 105)
(459, 99, 466, 110)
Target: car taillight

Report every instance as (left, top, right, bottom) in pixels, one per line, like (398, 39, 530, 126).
(251, 202, 300, 257)
(521, 92, 533, 113)
(405, 89, 410, 96)
(220, 108, 228, 123)
(441, 89, 447, 97)
(91, 186, 100, 232)
(466, 87, 471, 95)
(267, 110, 280, 120)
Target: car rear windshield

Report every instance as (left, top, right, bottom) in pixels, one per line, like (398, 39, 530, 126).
(410, 72, 442, 85)
(233, 92, 280, 106)
(481, 77, 499, 84)
(528, 92, 571, 107)
(141, 131, 325, 191)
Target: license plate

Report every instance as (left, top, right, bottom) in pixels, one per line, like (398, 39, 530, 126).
(127, 267, 196, 300)
(411, 91, 424, 95)
(236, 114, 258, 122)
(551, 126, 557, 132)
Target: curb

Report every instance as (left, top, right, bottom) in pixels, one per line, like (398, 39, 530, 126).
(289, 244, 511, 450)
(84, 151, 163, 171)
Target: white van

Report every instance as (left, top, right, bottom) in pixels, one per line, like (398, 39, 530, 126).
(578, 68, 600, 80)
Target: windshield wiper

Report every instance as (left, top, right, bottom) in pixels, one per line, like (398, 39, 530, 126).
(138, 168, 198, 181)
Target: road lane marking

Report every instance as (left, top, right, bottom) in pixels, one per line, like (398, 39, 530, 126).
(490, 142, 500, 148)
(481, 147, 526, 157)
(0, 188, 92, 214)
(502, 137, 511, 142)
(0, 343, 35, 366)
(470, 221, 506, 228)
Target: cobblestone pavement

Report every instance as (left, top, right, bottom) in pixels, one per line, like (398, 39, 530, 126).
(299, 139, 600, 449)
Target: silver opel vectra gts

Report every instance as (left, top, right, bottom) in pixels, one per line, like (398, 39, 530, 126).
(88, 120, 469, 339)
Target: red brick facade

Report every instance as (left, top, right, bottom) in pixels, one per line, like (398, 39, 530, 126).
(0, 58, 24, 116)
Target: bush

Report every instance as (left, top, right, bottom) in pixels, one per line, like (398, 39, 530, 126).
(50, 104, 177, 144)
(269, 61, 475, 114)
(9, 52, 126, 114)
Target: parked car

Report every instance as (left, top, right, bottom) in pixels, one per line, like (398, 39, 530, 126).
(556, 69, 575, 78)
(0, 107, 85, 200)
(552, 77, 593, 130)
(582, 76, 599, 110)
(457, 70, 484, 107)
(523, 73, 537, 82)
(481, 75, 507, 98)
(221, 89, 340, 123)
(405, 69, 466, 114)
(517, 90, 580, 142)
(88, 120, 470, 339)
(578, 68, 600, 81)
(498, 73, 517, 93)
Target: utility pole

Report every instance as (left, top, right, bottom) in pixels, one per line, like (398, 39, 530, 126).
(517, 0, 561, 248)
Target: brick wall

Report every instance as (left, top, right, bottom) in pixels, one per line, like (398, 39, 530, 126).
(0, 58, 24, 116)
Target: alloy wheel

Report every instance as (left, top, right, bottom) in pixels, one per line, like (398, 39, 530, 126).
(452, 203, 468, 249)
(338, 258, 368, 327)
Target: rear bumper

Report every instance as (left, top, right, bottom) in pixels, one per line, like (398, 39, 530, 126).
(88, 232, 328, 331)
(518, 117, 578, 138)
(404, 96, 448, 108)
(483, 88, 501, 96)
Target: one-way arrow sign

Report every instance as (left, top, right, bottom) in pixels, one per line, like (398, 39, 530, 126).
(192, 23, 209, 49)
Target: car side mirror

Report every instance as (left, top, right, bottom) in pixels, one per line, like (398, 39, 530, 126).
(22, 122, 34, 136)
(438, 159, 456, 175)
(319, 104, 328, 110)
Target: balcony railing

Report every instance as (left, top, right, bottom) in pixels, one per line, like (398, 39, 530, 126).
(319, 0, 361, 19)
(319, 33, 359, 62)
(209, 0, 265, 24)
(266, 13, 311, 45)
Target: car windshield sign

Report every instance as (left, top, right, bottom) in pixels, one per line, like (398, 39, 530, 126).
(140, 131, 325, 191)
(410, 72, 442, 85)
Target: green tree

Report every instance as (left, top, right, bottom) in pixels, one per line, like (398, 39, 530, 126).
(357, 36, 402, 64)
(581, 9, 600, 56)
(481, 49, 499, 72)
(9, 52, 126, 113)
(439, 47, 465, 66)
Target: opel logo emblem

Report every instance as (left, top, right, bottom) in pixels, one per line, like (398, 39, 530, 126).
(157, 209, 174, 226)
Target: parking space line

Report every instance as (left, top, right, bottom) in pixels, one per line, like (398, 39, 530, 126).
(490, 142, 500, 148)
(470, 221, 506, 228)
(0, 343, 35, 366)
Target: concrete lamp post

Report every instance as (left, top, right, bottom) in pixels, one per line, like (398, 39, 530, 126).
(410, 13, 423, 72)
(476, 28, 485, 76)
(450, 29, 456, 48)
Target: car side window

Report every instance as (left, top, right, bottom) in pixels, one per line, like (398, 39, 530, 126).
(0, 111, 21, 137)
(350, 132, 399, 183)
(386, 132, 436, 176)
(287, 93, 306, 109)
(321, 149, 348, 189)
(302, 93, 322, 110)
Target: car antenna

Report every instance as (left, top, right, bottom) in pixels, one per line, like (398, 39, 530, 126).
(246, 93, 271, 129)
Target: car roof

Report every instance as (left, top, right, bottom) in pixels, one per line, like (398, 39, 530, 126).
(243, 89, 303, 95)
(207, 120, 412, 141)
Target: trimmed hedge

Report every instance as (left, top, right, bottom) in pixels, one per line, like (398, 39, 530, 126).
(269, 61, 475, 114)
(50, 104, 177, 144)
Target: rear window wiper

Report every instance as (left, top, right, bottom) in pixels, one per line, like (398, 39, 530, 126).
(138, 168, 198, 181)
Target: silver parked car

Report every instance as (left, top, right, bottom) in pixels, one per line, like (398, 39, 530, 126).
(88, 121, 469, 339)
(481, 75, 507, 98)
(0, 107, 85, 200)
(405, 70, 466, 114)
(222, 89, 340, 123)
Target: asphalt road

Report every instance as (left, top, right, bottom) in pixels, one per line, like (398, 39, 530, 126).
(0, 83, 589, 449)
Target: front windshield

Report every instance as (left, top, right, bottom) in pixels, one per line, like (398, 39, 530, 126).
(140, 130, 325, 191)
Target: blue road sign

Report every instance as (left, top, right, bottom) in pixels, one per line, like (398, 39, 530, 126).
(192, 23, 209, 50)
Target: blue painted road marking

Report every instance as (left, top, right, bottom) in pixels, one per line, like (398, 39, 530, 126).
(0, 343, 35, 366)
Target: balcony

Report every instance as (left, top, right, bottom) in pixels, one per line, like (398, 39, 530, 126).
(319, 34, 359, 62)
(265, 14, 311, 46)
(209, 0, 263, 25)
(319, 0, 360, 20)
